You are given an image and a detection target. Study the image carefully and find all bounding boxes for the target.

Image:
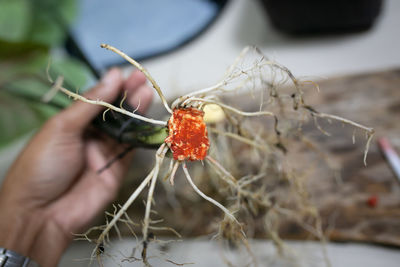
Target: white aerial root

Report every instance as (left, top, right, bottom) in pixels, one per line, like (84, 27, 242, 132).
(209, 128, 271, 153)
(237, 173, 266, 188)
(168, 46, 373, 166)
(206, 156, 238, 187)
(168, 161, 180, 185)
(100, 44, 173, 114)
(170, 46, 253, 109)
(171, 46, 261, 108)
(182, 163, 239, 225)
(42, 76, 64, 102)
(206, 155, 268, 206)
(171, 46, 301, 110)
(182, 97, 275, 118)
(92, 144, 167, 257)
(310, 111, 375, 165)
(58, 86, 167, 126)
(142, 144, 169, 244)
(310, 112, 374, 134)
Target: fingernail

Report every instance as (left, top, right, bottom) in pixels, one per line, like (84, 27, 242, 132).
(101, 68, 120, 87)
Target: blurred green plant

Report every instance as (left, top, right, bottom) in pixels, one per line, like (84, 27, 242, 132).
(0, 0, 91, 149)
(0, 0, 167, 152)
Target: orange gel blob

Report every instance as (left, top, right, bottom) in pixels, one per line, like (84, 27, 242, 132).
(165, 108, 210, 161)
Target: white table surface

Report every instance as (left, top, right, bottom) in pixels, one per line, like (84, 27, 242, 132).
(134, 0, 400, 102)
(61, 238, 400, 267)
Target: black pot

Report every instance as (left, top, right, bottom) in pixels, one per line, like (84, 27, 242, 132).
(259, 0, 383, 34)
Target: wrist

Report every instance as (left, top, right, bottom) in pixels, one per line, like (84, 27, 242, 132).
(29, 219, 71, 267)
(0, 247, 40, 267)
(0, 202, 71, 267)
(0, 200, 44, 258)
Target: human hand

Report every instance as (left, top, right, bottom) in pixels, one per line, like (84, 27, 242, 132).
(0, 68, 153, 267)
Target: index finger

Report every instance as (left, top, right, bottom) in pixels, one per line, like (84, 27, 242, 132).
(58, 68, 123, 132)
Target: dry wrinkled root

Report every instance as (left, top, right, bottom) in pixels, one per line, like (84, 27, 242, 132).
(50, 44, 374, 266)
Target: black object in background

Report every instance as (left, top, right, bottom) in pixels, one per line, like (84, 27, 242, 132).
(259, 0, 383, 34)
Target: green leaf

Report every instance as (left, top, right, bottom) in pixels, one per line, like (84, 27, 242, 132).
(0, 0, 77, 46)
(0, 52, 89, 111)
(0, 55, 91, 149)
(58, 0, 78, 25)
(7, 76, 72, 109)
(0, 0, 32, 42)
(0, 51, 49, 84)
(0, 0, 89, 150)
(28, 0, 77, 46)
(29, 14, 66, 46)
(0, 40, 48, 59)
(0, 91, 57, 149)
(50, 57, 90, 90)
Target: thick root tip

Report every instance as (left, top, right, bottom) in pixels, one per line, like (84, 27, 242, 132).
(100, 43, 107, 48)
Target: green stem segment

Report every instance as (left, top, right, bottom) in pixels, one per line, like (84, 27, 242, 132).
(7, 88, 167, 148)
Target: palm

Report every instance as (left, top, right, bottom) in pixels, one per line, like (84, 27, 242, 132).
(43, 71, 153, 235)
(30, 130, 121, 232)
(0, 69, 153, 267)
(2, 69, 152, 238)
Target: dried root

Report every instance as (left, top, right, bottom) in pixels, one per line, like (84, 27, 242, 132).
(51, 44, 374, 266)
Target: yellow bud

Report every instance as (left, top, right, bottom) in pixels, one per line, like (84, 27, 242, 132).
(203, 104, 225, 123)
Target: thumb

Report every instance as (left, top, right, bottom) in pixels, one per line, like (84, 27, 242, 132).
(58, 68, 123, 132)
